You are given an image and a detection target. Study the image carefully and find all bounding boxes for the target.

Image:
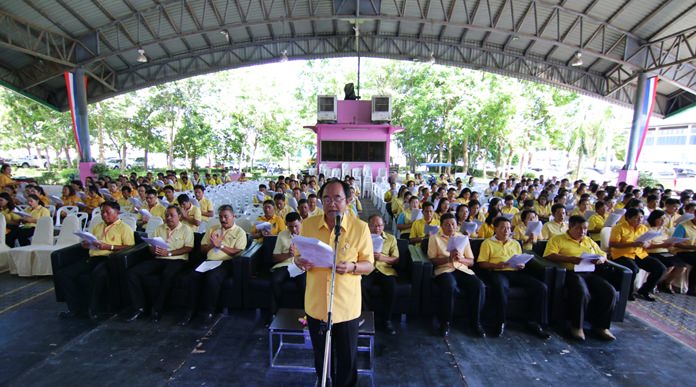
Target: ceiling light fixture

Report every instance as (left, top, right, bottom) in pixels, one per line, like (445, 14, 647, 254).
(220, 30, 230, 42)
(428, 51, 436, 65)
(136, 48, 148, 63)
(280, 49, 289, 63)
(570, 52, 583, 67)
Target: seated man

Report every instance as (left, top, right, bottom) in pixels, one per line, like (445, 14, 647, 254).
(253, 184, 270, 205)
(587, 200, 608, 243)
(138, 189, 167, 228)
(427, 213, 485, 338)
(252, 200, 286, 241)
(307, 194, 323, 217)
(541, 203, 568, 240)
(117, 186, 135, 214)
(362, 214, 400, 335)
(162, 185, 177, 206)
(125, 205, 194, 322)
(477, 217, 550, 339)
(54, 201, 135, 319)
(409, 202, 440, 245)
(181, 205, 247, 328)
(274, 193, 295, 220)
(296, 198, 310, 220)
(543, 215, 617, 341)
(177, 194, 202, 230)
(175, 172, 193, 192)
(270, 212, 306, 314)
(194, 185, 214, 221)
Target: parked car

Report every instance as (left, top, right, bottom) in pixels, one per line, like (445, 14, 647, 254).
(13, 155, 47, 168)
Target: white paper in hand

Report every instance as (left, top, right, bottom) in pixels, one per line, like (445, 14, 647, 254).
(525, 221, 542, 236)
(195, 260, 222, 272)
(604, 213, 622, 228)
(74, 231, 99, 249)
(287, 260, 305, 277)
(446, 235, 469, 253)
(143, 237, 169, 250)
(129, 197, 142, 208)
(505, 254, 534, 267)
(291, 235, 334, 268)
(675, 213, 695, 225)
(574, 252, 604, 272)
(13, 208, 30, 217)
(665, 236, 689, 244)
(256, 192, 266, 201)
(139, 208, 152, 218)
(371, 234, 384, 253)
(159, 199, 169, 207)
(461, 222, 479, 235)
(635, 230, 661, 243)
(50, 195, 64, 206)
(502, 213, 514, 220)
(255, 221, 272, 232)
(410, 208, 423, 221)
(425, 224, 440, 236)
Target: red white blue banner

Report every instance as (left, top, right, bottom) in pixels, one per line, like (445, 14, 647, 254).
(64, 71, 86, 159)
(635, 75, 659, 164)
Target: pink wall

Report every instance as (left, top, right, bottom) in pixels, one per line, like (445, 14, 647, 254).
(336, 100, 372, 124)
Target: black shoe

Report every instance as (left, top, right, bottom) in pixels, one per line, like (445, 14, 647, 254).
(628, 293, 636, 301)
(383, 320, 397, 335)
(490, 323, 504, 338)
(151, 310, 162, 323)
(88, 308, 99, 321)
(178, 311, 194, 326)
(528, 323, 551, 340)
(658, 284, 675, 294)
(439, 322, 450, 337)
(472, 324, 486, 338)
(198, 313, 215, 330)
(687, 291, 696, 297)
(637, 290, 656, 302)
(125, 308, 145, 322)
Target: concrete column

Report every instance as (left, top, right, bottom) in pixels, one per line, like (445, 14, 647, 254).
(618, 72, 648, 185)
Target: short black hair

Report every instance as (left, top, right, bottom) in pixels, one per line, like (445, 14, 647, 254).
(492, 216, 511, 227)
(101, 200, 120, 212)
(440, 212, 455, 223)
(285, 212, 302, 223)
(568, 215, 588, 228)
(176, 194, 190, 204)
(263, 199, 275, 206)
(551, 203, 566, 214)
(194, 184, 204, 191)
(318, 179, 351, 201)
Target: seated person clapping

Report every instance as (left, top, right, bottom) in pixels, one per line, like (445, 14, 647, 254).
(177, 194, 202, 230)
(270, 212, 306, 315)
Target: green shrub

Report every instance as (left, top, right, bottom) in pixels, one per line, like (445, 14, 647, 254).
(91, 163, 110, 175)
(638, 172, 660, 188)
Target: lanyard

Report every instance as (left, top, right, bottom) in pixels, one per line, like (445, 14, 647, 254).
(102, 220, 119, 240)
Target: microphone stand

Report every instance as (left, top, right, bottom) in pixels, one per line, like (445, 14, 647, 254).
(321, 215, 342, 387)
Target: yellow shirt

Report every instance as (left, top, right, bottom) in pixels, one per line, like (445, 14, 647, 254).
(0, 174, 14, 190)
(513, 224, 538, 251)
(542, 221, 568, 240)
(39, 195, 50, 207)
(252, 214, 286, 240)
(109, 190, 123, 201)
(206, 178, 218, 187)
(276, 205, 295, 221)
(374, 232, 399, 276)
(409, 218, 440, 240)
(2, 209, 21, 231)
(610, 222, 649, 259)
(198, 197, 213, 221)
(25, 206, 50, 228)
(89, 220, 135, 257)
(391, 198, 404, 216)
(202, 224, 247, 261)
(543, 232, 606, 271)
(501, 206, 519, 216)
(153, 222, 194, 260)
(427, 231, 475, 276)
(301, 213, 373, 323)
(671, 221, 696, 253)
(84, 195, 105, 212)
(272, 229, 295, 270)
(309, 207, 324, 217)
(182, 205, 202, 230)
(252, 192, 270, 205)
(62, 194, 82, 207)
(478, 237, 522, 271)
(588, 213, 607, 242)
(175, 180, 194, 192)
(383, 190, 394, 203)
(534, 203, 551, 219)
(117, 197, 134, 214)
(478, 223, 495, 239)
(664, 212, 678, 234)
(646, 226, 671, 254)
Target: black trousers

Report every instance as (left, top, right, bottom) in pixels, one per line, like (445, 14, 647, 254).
(307, 315, 359, 387)
(565, 271, 616, 330)
(434, 270, 484, 327)
(127, 259, 185, 311)
(361, 270, 397, 323)
(5, 224, 19, 247)
(186, 260, 234, 314)
(613, 256, 666, 293)
(17, 227, 35, 246)
(675, 252, 696, 294)
(484, 270, 548, 327)
(649, 252, 685, 268)
(270, 267, 306, 314)
(53, 257, 108, 314)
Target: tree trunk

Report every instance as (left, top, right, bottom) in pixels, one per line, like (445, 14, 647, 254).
(43, 147, 51, 170)
(64, 145, 72, 168)
(122, 144, 128, 168)
(462, 137, 469, 174)
(168, 120, 175, 168)
(438, 140, 444, 175)
(447, 135, 453, 175)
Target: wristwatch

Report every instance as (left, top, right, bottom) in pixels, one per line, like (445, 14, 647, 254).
(351, 262, 357, 274)
(110, 244, 114, 251)
(220, 244, 225, 250)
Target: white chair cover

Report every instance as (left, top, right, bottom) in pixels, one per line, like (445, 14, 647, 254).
(0, 215, 10, 273)
(145, 216, 164, 237)
(9, 216, 54, 276)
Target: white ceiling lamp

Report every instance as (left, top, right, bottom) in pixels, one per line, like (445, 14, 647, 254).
(280, 49, 289, 63)
(428, 51, 436, 65)
(220, 30, 230, 43)
(136, 48, 147, 63)
(570, 52, 583, 67)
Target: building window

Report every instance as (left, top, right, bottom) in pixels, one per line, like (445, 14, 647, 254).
(656, 136, 687, 145)
(690, 136, 696, 145)
(321, 141, 386, 162)
(645, 137, 654, 146)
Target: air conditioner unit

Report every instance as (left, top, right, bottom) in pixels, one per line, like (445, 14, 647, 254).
(317, 95, 337, 122)
(371, 95, 392, 122)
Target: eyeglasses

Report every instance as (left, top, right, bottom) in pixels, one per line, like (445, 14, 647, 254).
(322, 196, 346, 204)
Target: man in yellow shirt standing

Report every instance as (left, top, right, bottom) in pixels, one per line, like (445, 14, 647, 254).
(54, 201, 135, 319)
(477, 217, 550, 339)
(544, 215, 617, 341)
(295, 180, 373, 387)
(610, 207, 666, 301)
(362, 214, 400, 335)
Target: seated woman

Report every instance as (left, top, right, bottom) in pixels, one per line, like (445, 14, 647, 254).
(16, 194, 51, 246)
(454, 204, 470, 234)
(125, 205, 194, 323)
(645, 210, 683, 294)
(61, 184, 82, 207)
(427, 213, 485, 337)
(543, 215, 617, 341)
(396, 196, 420, 239)
(83, 185, 105, 215)
(477, 217, 550, 339)
(434, 198, 450, 221)
(541, 204, 568, 240)
(587, 201, 608, 243)
(513, 209, 540, 251)
(670, 206, 696, 296)
(534, 195, 552, 222)
(478, 207, 500, 239)
(409, 202, 439, 245)
(609, 207, 666, 301)
(1, 192, 21, 247)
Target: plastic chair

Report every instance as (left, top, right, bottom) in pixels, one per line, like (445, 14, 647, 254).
(89, 214, 103, 231)
(144, 216, 163, 237)
(75, 212, 89, 231)
(8, 216, 54, 276)
(600, 227, 612, 252)
(20, 215, 81, 276)
(0, 216, 10, 272)
(55, 205, 79, 227)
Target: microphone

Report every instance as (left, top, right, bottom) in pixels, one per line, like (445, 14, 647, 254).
(334, 214, 342, 237)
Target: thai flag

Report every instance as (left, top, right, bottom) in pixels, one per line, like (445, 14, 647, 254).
(64, 71, 86, 159)
(635, 76, 658, 164)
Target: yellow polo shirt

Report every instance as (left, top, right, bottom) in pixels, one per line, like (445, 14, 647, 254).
(272, 229, 294, 270)
(252, 214, 285, 240)
(542, 221, 568, 240)
(109, 190, 123, 201)
(543, 232, 606, 271)
(427, 231, 474, 276)
(478, 237, 522, 271)
(301, 213, 373, 324)
(534, 203, 551, 219)
(175, 180, 194, 192)
(202, 224, 247, 261)
(145, 203, 167, 220)
(309, 207, 324, 217)
(478, 223, 495, 239)
(664, 212, 678, 234)
(2, 209, 21, 229)
(276, 205, 295, 221)
(62, 194, 82, 207)
(610, 222, 649, 260)
(374, 232, 399, 276)
(501, 206, 519, 216)
(117, 197, 134, 214)
(588, 213, 607, 242)
(182, 205, 202, 230)
(409, 218, 440, 240)
(25, 206, 50, 228)
(198, 197, 213, 221)
(84, 195, 105, 212)
(153, 222, 194, 260)
(89, 220, 135, 257)
(513, 224, 538, 251)
(0, 174, 13, 190)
